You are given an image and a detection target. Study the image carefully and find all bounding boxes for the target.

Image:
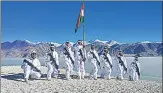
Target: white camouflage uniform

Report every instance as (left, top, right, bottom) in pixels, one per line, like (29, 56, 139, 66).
(21, 58, 41, 80)
(129, 58, 140, 81)
(87, 49, 100, 80)
(115, 55, 127, 80)
(100, 52, 113, 79)
(45, 49, 59, 79)
(74, 44, 86, 79)
(63, 46, 75, 80)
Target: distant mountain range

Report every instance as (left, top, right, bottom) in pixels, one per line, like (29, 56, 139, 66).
(1, 39, 162, 58)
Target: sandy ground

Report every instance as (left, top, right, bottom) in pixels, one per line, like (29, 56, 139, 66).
(1, 66, 162, 93)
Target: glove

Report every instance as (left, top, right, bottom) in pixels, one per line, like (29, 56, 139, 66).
(124, 67, 127, 72)
(72, 61, 75, 65)
(110, 65, 113, 68)
(23, 59, 28, 62)
(97, 61, 100, 66)
(83, 58, 86, 61)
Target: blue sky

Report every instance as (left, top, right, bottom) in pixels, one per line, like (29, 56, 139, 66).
(2, 1, 162, 43)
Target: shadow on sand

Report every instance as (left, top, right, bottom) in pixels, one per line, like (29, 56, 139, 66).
(1, 73, 83, 82)
(2, 73, 115, 82)
(1, 73, 24, 82)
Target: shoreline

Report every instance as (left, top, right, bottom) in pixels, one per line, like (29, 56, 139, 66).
(1, 66, 162, 81)
(1, 66, 162, 93)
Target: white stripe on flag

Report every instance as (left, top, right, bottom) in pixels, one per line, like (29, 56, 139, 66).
(81, 9, 84, 16)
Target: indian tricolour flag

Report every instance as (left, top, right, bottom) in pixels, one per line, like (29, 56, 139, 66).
(75, 3, 84, 33)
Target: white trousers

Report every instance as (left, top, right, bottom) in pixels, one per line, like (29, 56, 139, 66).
(90, 60, 98, 79)
(130, 69, 139, 81)
(47, 62, 59, 79)
(65, 60, 73, 79)
(100, 63, 112, 79)
(23, 65, 41, 79)
(117, 64, 126, 79)
(77, 60, 85, 79)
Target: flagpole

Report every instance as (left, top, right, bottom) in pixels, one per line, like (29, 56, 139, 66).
(82, 21, 86, 60)
(82, 1, 85, 47)
(82, 2, 85, 58)
(83, 23, 85, 48)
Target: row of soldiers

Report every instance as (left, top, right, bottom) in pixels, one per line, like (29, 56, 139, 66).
(21, 40, 140, 82)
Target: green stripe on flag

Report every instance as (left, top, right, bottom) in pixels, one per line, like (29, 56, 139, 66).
(80, 16, 84, 23)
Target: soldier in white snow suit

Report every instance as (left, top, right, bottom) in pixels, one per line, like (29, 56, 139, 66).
(87, 44, 100, 80)
(100, 46, 113, 80)
(129, 55, 140, 81)
(63, 41, 75, 80)
(21, 51, 41, 82)
(45, 43, 59, 80)
(74, 40, 86, 79)
(115, 50, 127, 80)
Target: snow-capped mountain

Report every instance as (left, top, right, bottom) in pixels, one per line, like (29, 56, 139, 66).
(88, 39, 119, 45)
(107, 40, 119, 45)
(52, 42, 62, 47)
(156, 42, 162, 43)
(93, 39, 108, 44)
(1, 40, 61, 49)
(1, 40, 35, 49)
(140, 41, 151, 43)
(24, 40, 39, 45)
(69, 42, 75, 46)
(1, 39, 162, 58)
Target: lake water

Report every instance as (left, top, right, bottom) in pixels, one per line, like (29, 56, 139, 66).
(1, 57, 162, 81)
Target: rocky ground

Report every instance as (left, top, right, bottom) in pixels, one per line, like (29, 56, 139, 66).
(1, 66, 162, 93)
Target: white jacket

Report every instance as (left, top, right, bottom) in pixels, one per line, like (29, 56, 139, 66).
(63, 47, 75, 62)
(129, 60, 140, 75)
(21, 58, 41, 70)
(87, 49, 100, 63)
(115, 56, 127, 68)
(45, 51, 59, 65)
(74, 45, 87, 60)
(100, 53, 113, 68)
